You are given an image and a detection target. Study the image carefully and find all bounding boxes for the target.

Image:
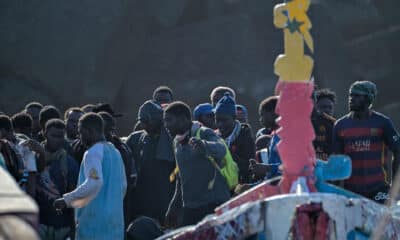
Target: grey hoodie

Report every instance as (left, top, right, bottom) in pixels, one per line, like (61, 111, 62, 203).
(170, 123, 230, 209)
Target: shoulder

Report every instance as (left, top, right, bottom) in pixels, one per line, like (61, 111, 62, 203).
(334, 113, 351, 127)
(126, 130, 146, 143)
(239, 123, 254, 138)
(371, 111, 391, 123)
(199, 127, 217, 137)
(84, 142, 105, 161)
(256, 128, 265, 136)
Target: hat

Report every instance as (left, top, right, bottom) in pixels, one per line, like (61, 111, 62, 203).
(214, 92, 236, 116)
(349, 81, 377, 103)
(92, 103, 123, 117)
(193, 103, 214, 120)
(137, 100, 163, 123)
(236, 104, 248, 117)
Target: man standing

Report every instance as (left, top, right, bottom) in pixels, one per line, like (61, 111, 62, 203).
(236, 105, 249, 124)
(24, 102, 43, 141)
(164, 102, 230, 227)
(256, 96, 279, 139)
(35, 119, 78, 240)
(315, 88, 336, 116)
(152, 86, 174, 105)
(332, 81, 400, 203)
(64, 108, 84, 144)
(38, 106, 62, 143)
(193, 103, 216, 129)
(215, 93, 255, 183)
(210, 86, 235, 107)
(12, 112, 33, 139)
(0, 115, 42, 196)
(126, 100, 175, 224)
(312, 89, 337, 160)
(54, 113, 127, 239)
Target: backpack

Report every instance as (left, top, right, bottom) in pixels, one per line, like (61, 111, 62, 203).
(169, 127, 239, 190)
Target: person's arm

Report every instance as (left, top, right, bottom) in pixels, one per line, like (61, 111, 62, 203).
(331, 121, 343, 154)
(63, 146, 104, 208)
(26, 172, 36, 197)
(382, 118, 400, 177)
(165, 176, 182, 228)
(200, 129, 227, 160)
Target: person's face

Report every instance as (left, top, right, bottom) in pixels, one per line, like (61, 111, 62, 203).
(154, 92, 172, 105)
(45, 127, 65, 152)
(199, 113, 216, 129)
(316, 98, 335, 116)
(26, 107, 41, 133)
(236, 110, 247, 123)
(349, 93, 369, 112)
(78, 122, 93, 147)
(260, 110, 278, 129)
(66, 111, 83, 139)
(140, 118, 161, 136)
(216, 113, 235, 137)
(164, 113, 187, 137)
(103, 118, 116, 139)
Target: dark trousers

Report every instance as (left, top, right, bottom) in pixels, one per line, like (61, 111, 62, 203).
(182, 202, 220, 226)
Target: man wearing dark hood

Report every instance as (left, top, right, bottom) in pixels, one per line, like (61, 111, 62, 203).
(126, 100, 175, 224)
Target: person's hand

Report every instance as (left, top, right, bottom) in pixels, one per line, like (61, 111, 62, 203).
(249, 159, 270, 180)
(234, 184, 254, 196)
(22, 139, 44, 153)
(54, 198, 67, 212)
(189, 138, 206, 154)
(165, 207, 178, 229)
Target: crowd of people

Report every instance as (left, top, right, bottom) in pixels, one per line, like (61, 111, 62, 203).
(0, 81, 399, 240)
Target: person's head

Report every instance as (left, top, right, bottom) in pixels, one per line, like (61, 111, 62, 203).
(315, 89, 336, 116)
(64, 107, 84, 140)
(78, 113, 105, 147)
(11, 112, 33, 137)
(24, 102, 43, 134)
(193, 103, 216, 129)
(81, 104, 95, 113)
(0, 115, 13, 139)
(137, 100, 164, 135)
(348, 80, 377, 112)
(164, 101, 192, 137)
(259, 96, 279, 130)
(39, 105, 61, 131)
(236, 104, 248, 123)
(153, 86, 173, 105)
(255, 134, 271, 151)
(98, 111, 116, 140)
(215, 93, 237, 138)
(44, 119, 66, 152)
(210, 86, 236, 107)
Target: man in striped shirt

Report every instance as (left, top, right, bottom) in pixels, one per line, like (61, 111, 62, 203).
(332, 81, 400, 203)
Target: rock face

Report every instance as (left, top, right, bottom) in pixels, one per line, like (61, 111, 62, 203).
(1, 0, 399, 134)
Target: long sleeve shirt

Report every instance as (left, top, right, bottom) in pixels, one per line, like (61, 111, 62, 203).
(64, 143, 104, 208)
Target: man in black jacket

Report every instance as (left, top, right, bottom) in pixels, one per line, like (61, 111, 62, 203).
(126, 100, 175, 225)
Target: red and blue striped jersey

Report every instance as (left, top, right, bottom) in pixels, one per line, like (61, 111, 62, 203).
(332, 111, 400, 195)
